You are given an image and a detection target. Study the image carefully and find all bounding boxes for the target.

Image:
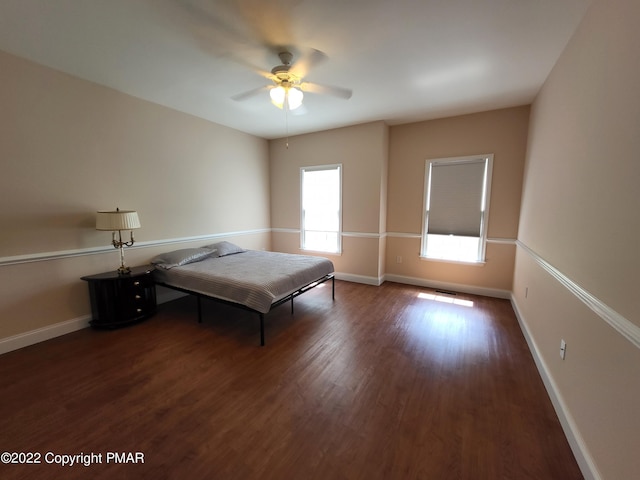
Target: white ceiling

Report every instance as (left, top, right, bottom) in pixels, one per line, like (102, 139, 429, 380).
(0, 0, 592, 139)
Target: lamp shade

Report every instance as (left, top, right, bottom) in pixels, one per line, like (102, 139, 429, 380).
(96, 210, 141, 231)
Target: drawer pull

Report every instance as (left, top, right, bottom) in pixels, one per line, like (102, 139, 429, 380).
(136, 308, 143, 313)
(133, 281, 140, 286)
(135, 295, 141, 299)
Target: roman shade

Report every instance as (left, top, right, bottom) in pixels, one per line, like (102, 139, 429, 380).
(427, 159, 486, 237)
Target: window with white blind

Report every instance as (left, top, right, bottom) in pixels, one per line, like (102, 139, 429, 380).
(301, 164, 342, 253)
(421, 155, 493, 263)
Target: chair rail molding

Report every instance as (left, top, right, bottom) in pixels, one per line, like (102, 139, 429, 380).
(516, 240, 640, 349)
(0, 229, 271, 267)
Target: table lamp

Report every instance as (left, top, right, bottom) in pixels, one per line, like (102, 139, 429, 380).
(96, 208, 141, 275)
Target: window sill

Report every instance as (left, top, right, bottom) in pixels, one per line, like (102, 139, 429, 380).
(301, 248, 342, 257)
(419, 256, 486, 266)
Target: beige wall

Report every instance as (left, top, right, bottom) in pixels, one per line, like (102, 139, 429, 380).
(0, 50, 270, 340)
(513, 0, 640, 478)
(269, 108, 527, 293)
(269, 121, 389, 282)
(386, 106, 529, 294)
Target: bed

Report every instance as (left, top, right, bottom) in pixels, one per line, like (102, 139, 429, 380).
(152, 242, 335, 345)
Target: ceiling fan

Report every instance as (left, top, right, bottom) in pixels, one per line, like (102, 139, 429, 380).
(231, 49, 353, 111)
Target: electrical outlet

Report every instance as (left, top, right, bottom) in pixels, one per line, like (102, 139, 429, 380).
(396, 256, 402, 264)
(560, 339, 567, 360)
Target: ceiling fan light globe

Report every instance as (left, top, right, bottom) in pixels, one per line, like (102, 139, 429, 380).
(270, 86, 286, 109)
(288, 87, 304, 110)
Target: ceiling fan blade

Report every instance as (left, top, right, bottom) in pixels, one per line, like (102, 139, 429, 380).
(220, 51, 274, 79)
(299, 82, 353, 99)
(235, 0, 302, 50)
(231, 85, 271, 101)
(175, 0, 258, 52)
(174, 1, 296, 62)
(289, 48, 327, 78)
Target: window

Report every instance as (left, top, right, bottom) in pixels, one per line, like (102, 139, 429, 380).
(421, 154, 493, 263)
(301, 164, 342, 253)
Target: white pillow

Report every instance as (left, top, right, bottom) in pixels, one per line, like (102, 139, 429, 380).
(203, 241, 245, 257)
(151, 247, 215, 269)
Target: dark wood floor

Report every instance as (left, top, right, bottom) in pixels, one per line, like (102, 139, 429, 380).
(0, 281, 582, 480)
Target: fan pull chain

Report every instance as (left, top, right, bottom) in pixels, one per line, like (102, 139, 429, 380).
(284, 99, 290, 149)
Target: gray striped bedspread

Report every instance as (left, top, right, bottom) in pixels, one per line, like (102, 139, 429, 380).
(153, 250, 335, 313)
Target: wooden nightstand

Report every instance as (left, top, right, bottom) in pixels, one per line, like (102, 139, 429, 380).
(81, 265, 157, 328)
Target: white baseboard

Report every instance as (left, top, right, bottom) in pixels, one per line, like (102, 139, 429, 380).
(510, 296, 601, 480)
(0, 291, 185, 356)
(0, 315, 91, 355)
(385, 274, 511, 299)
(333, 272, 511, 297)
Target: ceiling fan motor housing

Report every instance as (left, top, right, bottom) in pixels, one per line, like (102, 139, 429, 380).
(271, 65, 299, 86)
(278, 50, 293, 65)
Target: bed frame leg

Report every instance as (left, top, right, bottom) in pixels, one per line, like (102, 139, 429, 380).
(332, 275, 335, 300)
(197, 296, 202, 323)
(259, 313, 265, 347)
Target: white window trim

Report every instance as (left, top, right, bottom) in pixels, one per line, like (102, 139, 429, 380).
(300, 164, 343, 254)
(420, 154, 493, 264)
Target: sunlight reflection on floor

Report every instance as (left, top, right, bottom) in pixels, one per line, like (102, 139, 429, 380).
(417, 292, 474, 307)
(404, 292, 496, 365)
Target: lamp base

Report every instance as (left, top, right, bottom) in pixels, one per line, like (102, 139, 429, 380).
(117, 265, 132, 275)
(116, 243, 132, 275)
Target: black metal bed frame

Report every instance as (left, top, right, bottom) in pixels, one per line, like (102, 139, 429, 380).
(156, 273, 335, 346)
